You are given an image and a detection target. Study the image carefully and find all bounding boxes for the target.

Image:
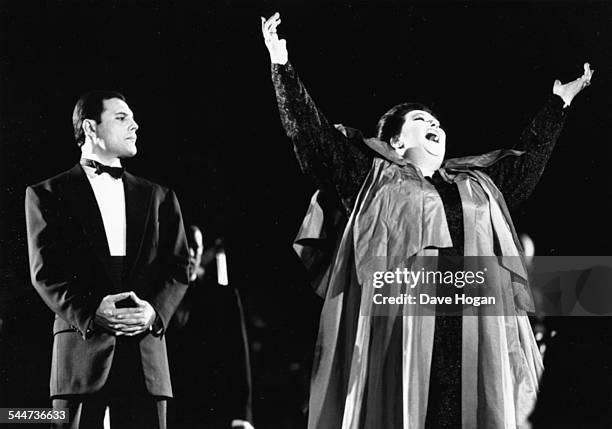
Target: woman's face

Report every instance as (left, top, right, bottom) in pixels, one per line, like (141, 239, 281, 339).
(392, 109, 446, 164)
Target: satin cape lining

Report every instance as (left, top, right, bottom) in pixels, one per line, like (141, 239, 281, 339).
(294, 127, 542, 429)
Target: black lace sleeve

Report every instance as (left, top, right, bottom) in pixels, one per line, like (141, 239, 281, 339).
(271, 62, 372, 213)
(483, 95, 569, 209)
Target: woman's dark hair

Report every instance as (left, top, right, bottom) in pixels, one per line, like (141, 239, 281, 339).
(72, 90, 126, 147)
(375, 102, 437, 143)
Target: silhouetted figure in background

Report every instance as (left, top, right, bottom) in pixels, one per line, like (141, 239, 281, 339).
(167, 225, 254, 429)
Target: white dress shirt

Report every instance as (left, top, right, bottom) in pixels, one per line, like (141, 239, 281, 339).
(81, 156, 127, 256)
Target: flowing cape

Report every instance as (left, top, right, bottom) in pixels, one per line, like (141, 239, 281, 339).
(294, 126, 543, 429)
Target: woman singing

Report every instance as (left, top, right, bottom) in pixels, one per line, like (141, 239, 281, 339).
(261, 12, 592, 429)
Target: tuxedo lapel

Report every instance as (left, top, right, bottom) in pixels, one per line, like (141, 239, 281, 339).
(64, 164, 116, 285)
(123, 171, 154, 282)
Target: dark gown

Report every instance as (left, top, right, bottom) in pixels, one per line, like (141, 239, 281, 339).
(271, 61, 568, 428)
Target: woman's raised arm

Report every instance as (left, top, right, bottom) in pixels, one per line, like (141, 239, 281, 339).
(262, 13, 372, 213)
(484, 63, 594, 208)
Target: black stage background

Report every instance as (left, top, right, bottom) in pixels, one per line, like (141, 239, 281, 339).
(1, 1, 611, 427)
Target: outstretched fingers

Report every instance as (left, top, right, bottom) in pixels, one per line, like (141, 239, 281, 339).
(552, 61, 594, 106)
(269, 17, 281, 33)
(261, 12, 281, 39)
(581, 62, 594, 87)
(261, 11, 288, 64)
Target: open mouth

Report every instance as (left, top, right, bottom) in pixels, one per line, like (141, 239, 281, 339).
(425, 132, 440, 143)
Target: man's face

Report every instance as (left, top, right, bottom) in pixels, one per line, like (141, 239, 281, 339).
(188, 228, 204, 281)
(394, 109, 446, 162)
(93, 98, 139, 159)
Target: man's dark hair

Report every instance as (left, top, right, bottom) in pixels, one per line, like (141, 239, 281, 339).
(72, 90, 126, 147)
(375, 102, 437, 143)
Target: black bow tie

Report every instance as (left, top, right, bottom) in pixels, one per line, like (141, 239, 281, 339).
(81, 159, 125, 179)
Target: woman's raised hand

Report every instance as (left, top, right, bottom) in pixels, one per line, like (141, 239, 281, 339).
(261, 12, 288, 65)
(553, 62, 594, 106)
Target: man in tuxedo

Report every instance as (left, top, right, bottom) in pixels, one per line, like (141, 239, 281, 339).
(25, 90, 189, 428)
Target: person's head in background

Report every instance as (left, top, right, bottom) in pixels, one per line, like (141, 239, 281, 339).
(187, 225, 204, 282)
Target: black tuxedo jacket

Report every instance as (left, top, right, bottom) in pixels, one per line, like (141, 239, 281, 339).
(25, 163, 189, 397)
